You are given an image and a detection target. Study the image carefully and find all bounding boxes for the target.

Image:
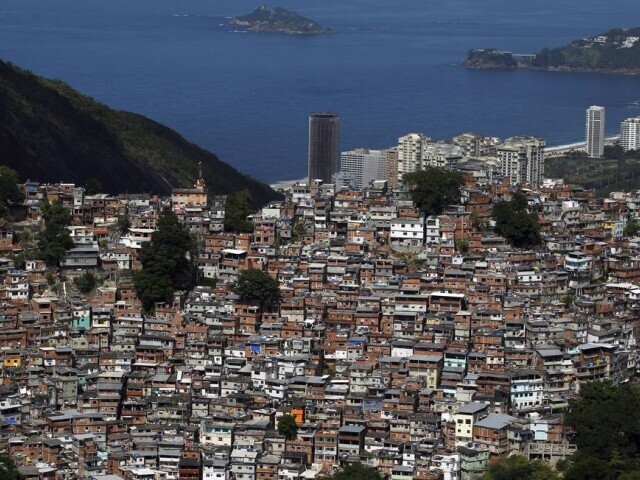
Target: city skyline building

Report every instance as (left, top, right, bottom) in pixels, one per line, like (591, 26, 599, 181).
(308, 112, 340, 184)
(397, 133, 430, 183)
(621, 117, 640, 152)
(385, 148, 399, 188)
(422, 142, 465, 169)
(586, 105, 605, 158)
(453, 133, 500, 158)
(340, 148, 387, 190)
(497, 136, 546, 186)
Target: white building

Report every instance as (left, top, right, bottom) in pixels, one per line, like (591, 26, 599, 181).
(3, 270, 29, 301)
(397, 133, 430, 182)
(99, 252, 132, 270)
(431, 454, 461, 480)
(453, 133, 500, 157)
(340, 148, 387, 189)
(390, 217, 425, 251)
(121, 228, 155, 249)
(426, 216, 441, 245)
(67, 226, 97, 247)
(422, 142, 465, 169)
(454, 402, 488, 447)
(203, 460, 229, 480)
(586, 105, 605, 158)
(509, 371, 544, 412)
(200, 421, 235, 447)
(332, 171, 354, 191)
(158, 448, 180, 479)
(516, 268, 542, 284)
(496, 136, 545, 186)
(621, 116, 640, 152)
(564, 251, 593, 272)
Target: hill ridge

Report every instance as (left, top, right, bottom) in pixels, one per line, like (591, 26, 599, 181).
(0, 60, 281, 206)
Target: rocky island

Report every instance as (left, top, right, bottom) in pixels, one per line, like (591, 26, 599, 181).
(230, 5, 329, 35)
(464, 27, 640, 74)
(463, 48, 518, 69)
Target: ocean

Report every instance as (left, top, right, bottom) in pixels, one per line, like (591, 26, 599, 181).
(1, 0, 640, 183)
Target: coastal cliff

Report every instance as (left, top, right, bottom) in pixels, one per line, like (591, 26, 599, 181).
(231, 5, 329, 35)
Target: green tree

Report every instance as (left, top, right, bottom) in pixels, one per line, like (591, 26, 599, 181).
(322, 364, 336, 377)
(84, 177, 103, 195)
(291, 221, 306, 243)
(233, 268, 281, 309)
(326, 464, 382, 480)
(198, 276, 218, 288)
(566, 382, 639, 459)
(480, 455, 559, 480)
(74, 272, 97, 294)
(563, 457, 612, 480)
(471, 212, 489, 231)
(224, 189, 254, 231)
(604, 144, 625, 159)
(0, 166, 24, 218)
(404, 167, 464, 216)
(510, 190, 528, 211)
(563, 382, 640, 480)
(620, 472, 640, 480)
(116, 211, 131, 234)
(625, 219, 639, 237)
(456, 239, 470, 254)
(37, 199, 74, 266)
(134, 208, 196, 312)
(12, 253, 26, 270)
(492, 191, 541, 248)
(0, 454, 25, 480)
(277, 414, 298, 440)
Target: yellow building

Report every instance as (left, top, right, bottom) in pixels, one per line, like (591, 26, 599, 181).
(171, 162, 208, 209)
(3, 349, 21, 368)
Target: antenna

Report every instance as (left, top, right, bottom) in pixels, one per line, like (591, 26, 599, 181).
(195, 161, 206, 191)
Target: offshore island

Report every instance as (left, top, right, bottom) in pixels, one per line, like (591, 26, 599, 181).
(464, 27, 640, 73)
(230, 5, 330, 35)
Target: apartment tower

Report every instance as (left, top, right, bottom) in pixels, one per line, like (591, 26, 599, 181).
(397, 133, 430, 183)
(340, 148, 387, 190)
(497, 136, 546, 186)
(308, 112, 340, 183)
(586, 106, 605, 158)
(621, 117, 640, 152)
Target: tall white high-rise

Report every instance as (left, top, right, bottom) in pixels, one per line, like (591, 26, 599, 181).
(586, 106, 605, 158)
(621, 117, 640, 152)
(397, 133, 430, 182)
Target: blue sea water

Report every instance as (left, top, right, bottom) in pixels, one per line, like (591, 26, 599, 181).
(1, 0, 640, 183)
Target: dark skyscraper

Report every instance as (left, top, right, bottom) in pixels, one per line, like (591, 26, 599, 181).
(308, 112, 340, 183)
